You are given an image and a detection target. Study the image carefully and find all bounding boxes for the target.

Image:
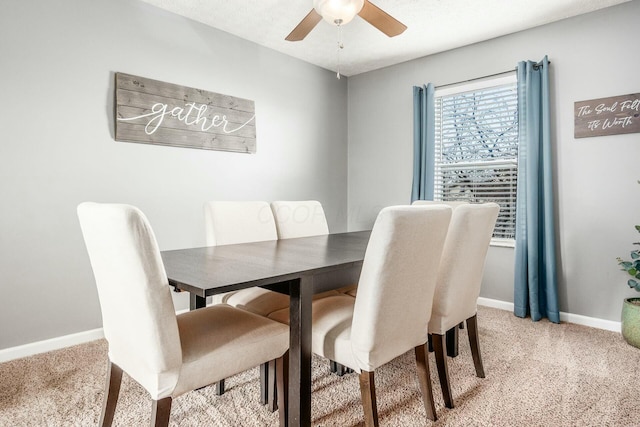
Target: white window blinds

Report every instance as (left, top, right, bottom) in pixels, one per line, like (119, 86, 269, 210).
(434, 75, 518, 243)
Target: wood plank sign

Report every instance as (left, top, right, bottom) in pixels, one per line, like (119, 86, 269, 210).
(574, 93, 640, 138)
(115, 73, 256, 153)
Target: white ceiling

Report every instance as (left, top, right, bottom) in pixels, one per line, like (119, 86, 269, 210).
(139, 0, 629, 76)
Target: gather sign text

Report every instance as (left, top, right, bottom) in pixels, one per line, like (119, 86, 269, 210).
(115, 73, 256, 153)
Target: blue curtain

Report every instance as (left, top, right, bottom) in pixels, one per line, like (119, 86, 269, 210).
(514, 56, 560, 323)
(411, 84, 435, 202)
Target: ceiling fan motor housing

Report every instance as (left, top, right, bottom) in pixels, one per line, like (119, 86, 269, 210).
(313, 0, 365, 25)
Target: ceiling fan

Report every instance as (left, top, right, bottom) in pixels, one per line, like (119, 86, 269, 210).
(286, 0, 407, 41)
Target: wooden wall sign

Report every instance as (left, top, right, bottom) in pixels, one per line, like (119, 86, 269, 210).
(115, 73, 256, 153)
(574, 93, 640, 138)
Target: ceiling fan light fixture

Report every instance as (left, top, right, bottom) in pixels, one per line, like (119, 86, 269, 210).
(313, 0, 365, 26)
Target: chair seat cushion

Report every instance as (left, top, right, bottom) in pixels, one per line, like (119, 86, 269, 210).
(209, 290, 239, 305)
(173, 304, 289, 397)
(336, 283, 358, 296)
(269, 295, 360, 372)
(224, 288, 290, 316)
(224, 288, 342, 317)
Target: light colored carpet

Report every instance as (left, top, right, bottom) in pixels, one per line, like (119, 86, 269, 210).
(1, 306, 639, 426)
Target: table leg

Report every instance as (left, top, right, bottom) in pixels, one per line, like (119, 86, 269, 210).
(446, 325, 459, 357)
(288, 277, 313, 427)
(190, 294, 206, 310)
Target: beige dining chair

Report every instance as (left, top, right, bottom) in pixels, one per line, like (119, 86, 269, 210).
(411, 200, 471, 355)
(270, 205, 452, 425)
(270, 200, 355, 377)
(428, 202, 500, 409)
(204, 201, 291, 407)
(270, 200, 330, 239)
(78, 203, 289, 427)
(342, 200, 468, 300)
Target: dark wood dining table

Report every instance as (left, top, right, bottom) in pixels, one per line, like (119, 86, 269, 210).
(161, 230, 371, 427)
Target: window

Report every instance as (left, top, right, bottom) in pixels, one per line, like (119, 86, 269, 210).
(433, 74, 518, 245)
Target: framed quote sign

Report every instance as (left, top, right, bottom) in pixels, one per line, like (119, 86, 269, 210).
(115, 73, 256, 153)
(574, 93, 640, 138)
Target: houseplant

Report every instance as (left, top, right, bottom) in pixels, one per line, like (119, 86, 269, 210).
(617, 219, 640, 348)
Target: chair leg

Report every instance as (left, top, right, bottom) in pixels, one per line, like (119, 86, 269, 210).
(268, 359, 278, 412)
(151, 397, 172, 427)
(467, 314, 485, 378)
(414, 344, 437, 421)
(446, 325, 459, 357)
(260, 362, 269, 405)
(358, 370, 379, 427)
(276, 352, 289, 427)
(331, 360, 349, 376)
(99, 361, 123, 427)
(432, 333, 454, 409)
(214, 379, 225, 395)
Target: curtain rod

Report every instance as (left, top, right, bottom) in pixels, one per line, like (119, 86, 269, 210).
(435, 60, 551, 90)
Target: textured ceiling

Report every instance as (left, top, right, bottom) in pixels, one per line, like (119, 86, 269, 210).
(139, 0, 629, 76)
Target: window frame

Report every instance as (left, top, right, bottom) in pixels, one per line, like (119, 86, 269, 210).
(433, 72, 518, 248)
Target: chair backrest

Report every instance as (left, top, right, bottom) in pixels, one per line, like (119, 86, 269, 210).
(351, 205, 452, 371)
(412, 200, 469, 209)
(428, 203, 500, 334)
(204, 201, 277, 246)
(77, 203, 181, 394)
(270, 200, 329, 239)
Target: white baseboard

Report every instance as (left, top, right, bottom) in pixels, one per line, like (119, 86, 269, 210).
(559, 311, 621, 332)
(0, 307, 191, 364)
(0, 300, 621, 364)
(0, 328, 104, 364)
(477, 297, 621, 332)
(477, 297, 515, 312)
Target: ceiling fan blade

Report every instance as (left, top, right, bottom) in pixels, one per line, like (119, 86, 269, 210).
(285, 9, 322, 41)
(358, 0, 407, 37)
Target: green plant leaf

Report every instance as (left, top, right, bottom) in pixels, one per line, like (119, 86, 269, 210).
(636, 272, 640, 280)
(629, 268, 638, 276)
(631, 279, 640, 292)
(635, 225, 640, 232)
(632, 251, 640, 259)
(620, 261, 633, 269)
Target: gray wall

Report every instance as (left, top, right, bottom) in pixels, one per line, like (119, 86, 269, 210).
(347, 1, 640, 321)
(0, 0, 348, 349)
(2, 0, 638, 351)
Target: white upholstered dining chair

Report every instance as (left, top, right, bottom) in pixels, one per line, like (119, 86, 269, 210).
(343, 200, 468, 299)
(270, 200, 329, 239)
(204, 201, 291, 406)
(270, 200, 356, 377)
(270, 205, 452, 425)
(428, 202, 500, 409)
(77, 203, 289, 427)
(204, 200, 278, 246)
